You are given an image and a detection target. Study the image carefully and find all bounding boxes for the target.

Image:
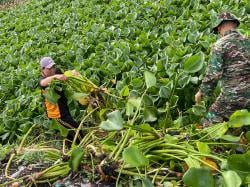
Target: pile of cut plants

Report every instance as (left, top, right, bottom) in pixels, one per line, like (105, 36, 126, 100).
(0, 0, 250, 186)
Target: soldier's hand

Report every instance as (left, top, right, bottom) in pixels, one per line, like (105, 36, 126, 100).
(195, 90, 203, 104)
(55, 74, 67, 81)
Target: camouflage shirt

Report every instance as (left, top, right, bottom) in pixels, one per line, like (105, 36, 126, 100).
(200, 29, 250, 100)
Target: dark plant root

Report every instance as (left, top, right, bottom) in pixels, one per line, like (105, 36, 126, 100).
(62, 155, 70, 162)
(96, 160, 118, 183)
(89, 89, 106, 109)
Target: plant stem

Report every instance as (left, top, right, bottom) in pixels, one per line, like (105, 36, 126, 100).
(5, 124, 35, 179)
(113, 90, 147, 160)
(72, 108, 98, 146)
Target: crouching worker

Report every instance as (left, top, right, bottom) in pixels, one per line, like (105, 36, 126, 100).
(39, 56, 81, 143)
(195, 12, 250, 127)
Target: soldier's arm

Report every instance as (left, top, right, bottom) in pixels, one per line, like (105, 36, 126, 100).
(199, 45, 223, 96)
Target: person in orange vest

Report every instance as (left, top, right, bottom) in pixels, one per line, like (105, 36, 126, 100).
(39, 57, 81, 142)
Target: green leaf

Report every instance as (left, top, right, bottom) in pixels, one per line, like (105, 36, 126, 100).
(205, 122, 228, 139)
(228, 110, 250, 128)
(159, 86, 171, 99)
(164, 134, 178, 144)
(178, 72, 190, 88)
(131, 123, 154, 133)
(45, 88, 60, 104)
(196, 142, 210, 154)
(187, 32, 199, 43)
(246, 1, 250, 14)
(183, 168, 215, 187)
(120, 85, 130, 97)
(163, 181, 174, 187)
(222, 170, 242, 187)
(131, 78, 144, 88)
(227, 151, 250, 178)
(69, 147, 84, 172)
(73, 92, 89, 102)
(246, 131, 250, 142)
(126, 98, 142, 116)
(192, 105, 207, 116)
(143, 107, 158, 122)
(190, 76, 199, 84)
(142, 177, 154, 187)
(142, 94, 154, 106)
(220, 135, 240, 142)
(184, 52, 205, 73)
(144, 71, 156, 88)
(51, 119, 68, 137)
(184, 157, 201, 168)
(123, 146, 149, 167)
(126, 102, 134, 116)
(128, 97, 142, 109)
(100, 110, 124, 131)
(170, 95, 179, 108)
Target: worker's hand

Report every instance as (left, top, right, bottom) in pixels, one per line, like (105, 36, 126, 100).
(71, 70, 80, 76)
(55, 74, 67, 81)
(195, 90, 203, 104)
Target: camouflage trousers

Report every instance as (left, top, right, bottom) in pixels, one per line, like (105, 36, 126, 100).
(202, 93, 250, 126)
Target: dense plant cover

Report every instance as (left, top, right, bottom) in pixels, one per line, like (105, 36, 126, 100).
(0, 0, 249, 186)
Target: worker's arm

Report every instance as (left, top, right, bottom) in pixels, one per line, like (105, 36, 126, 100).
(40, 74, 67, 87)
(195, 44, 223, 103)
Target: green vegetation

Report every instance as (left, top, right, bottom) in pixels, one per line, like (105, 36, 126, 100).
(0, 0, 249, 186)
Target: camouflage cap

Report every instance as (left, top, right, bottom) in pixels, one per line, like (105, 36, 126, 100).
(212, 12, 240, 34)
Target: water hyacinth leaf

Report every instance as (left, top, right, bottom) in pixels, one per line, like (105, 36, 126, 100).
(72, 92, 89, 100)
(100, 110, 124, 131)
(128, 97, 142, 109)
(123, 146, 149, 167)
(143, 107, 158, 122)
(196, 141, 210, 154)
(142, 177, 154, 187)
(222, 170, 242, 187)
(183, 168, 215, 187)
(142, 94, 154, 106)
(126, 102, 134, 116)
(131, 78, 144, 88)
(73, 92, 89, 105)
(159, 86, 171, 98)
(187, 31, 199, 43)
(205, 122, 228, 139)
(192, 105, 206, 116)
(220, 135, 240, 142)
(163, 182, 174, 187)
(69, 147, 84, 172)
(246, 131, 250, 142)
(170, 95, 179, 108)
(227, 151, 250, 178)
(190, 76, 199, 84)
(246, 1, 250, 14)
(178, 74, 191, 88)
(51, 120, 68, 137)
(144, 71, 156, 88)
(164, 134, 178, 144)
(137, 123, 153, 133)
(184, 52, 204, 73)
(228, 110, 250, 128)
(120, 85, 130, 97)
(184, 157, 201, 168)
(45, 88, 60, 104)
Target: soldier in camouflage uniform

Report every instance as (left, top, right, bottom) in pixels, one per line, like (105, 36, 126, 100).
(195, 12, 250, 126)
